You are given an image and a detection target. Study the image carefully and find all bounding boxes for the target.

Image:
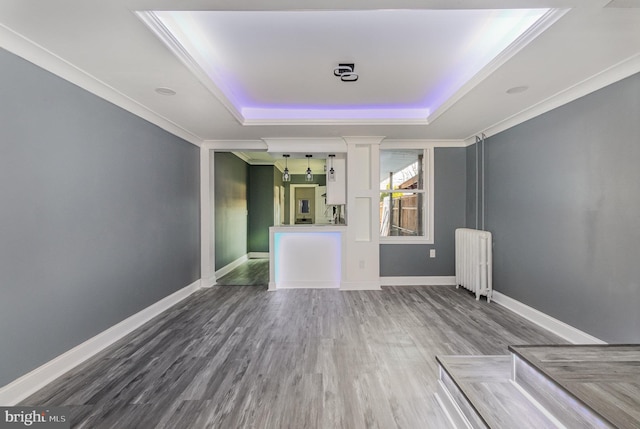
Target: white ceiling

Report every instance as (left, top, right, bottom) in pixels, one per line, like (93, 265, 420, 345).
(1, 0, 640, 148)
(146, 8, 550, 124)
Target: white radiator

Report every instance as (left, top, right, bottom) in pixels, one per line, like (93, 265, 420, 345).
(455, 228, 493, 302)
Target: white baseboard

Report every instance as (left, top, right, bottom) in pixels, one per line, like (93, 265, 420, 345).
(340, 281, 382, 291)
(276, 281, 340, 289)
(268, 280, 382, 291)
(380, 276, 456, 286)
(492, 291, 605, 345)
(248, 252, 269, 259)
(0, 279, 202, 406)
(201, 275, 216, 288)
(214, 254, 248, 280)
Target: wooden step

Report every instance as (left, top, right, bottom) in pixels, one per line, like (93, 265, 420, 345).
(436, 355, 561, 429)
(510, 345, 640, 429)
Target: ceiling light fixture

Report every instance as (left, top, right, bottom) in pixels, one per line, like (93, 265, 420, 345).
(305, 155, 313, 182)
(155, 87, 176, 96)
(506, 85, 529, 95)
(282, 154, 291, 182)
(333, 63, 358, 82)
(327, 154, 336, 182)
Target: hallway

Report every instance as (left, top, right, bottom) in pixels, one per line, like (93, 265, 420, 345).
(216, 259, 269, 286)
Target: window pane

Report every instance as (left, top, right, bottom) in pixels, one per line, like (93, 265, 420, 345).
(380, 149, 424, 191)
(380, 192, 424, 237)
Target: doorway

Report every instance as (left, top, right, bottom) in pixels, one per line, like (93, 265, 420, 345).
(289, 184, 317, 225)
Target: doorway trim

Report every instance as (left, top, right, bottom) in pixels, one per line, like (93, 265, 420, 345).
(289, 184, 318, 225)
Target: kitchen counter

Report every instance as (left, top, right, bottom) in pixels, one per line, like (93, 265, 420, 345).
(269, 225, 346, 290)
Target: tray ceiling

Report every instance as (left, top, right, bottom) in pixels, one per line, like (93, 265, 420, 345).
(142, 9, 552, 125)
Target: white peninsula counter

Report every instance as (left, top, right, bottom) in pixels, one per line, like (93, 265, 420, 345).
(269, 225, 346, 290)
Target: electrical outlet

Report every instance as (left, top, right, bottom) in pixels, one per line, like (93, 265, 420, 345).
(429, 249, 436, 258)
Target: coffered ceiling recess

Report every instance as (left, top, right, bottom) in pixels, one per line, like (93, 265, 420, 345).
(139, 8, 557, 125)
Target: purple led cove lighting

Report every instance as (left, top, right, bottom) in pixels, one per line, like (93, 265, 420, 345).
(154, 11, 253, 109)
(153, 9, 548, 122)
(514, 355, 612, 428)
(274, 232, 282, 284)
(423, 9, 547, 116)
(242, 106, 430, 121)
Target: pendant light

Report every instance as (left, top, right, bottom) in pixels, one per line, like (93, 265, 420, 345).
(305, 155, 313, 182)
(282, 154, 291, 182)
(327, 154, 336, 182)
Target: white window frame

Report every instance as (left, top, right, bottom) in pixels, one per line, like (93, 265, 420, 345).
(379, 145, 434, 244)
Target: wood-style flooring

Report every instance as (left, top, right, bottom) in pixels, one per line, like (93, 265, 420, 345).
(216, 259, 269, 286)
(21, 286, 564, 428)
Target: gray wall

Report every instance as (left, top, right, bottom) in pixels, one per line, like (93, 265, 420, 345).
(380, 147, 467, 276)
(465, 143, 485, 229)
(248, 165, 275, 253)
(214, 153, 248, 269)
(472, 72, 640, 342)
(0, 48, 200, 386)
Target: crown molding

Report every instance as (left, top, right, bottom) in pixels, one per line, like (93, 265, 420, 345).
(136, 11, 245, 125)
(427, 8, 569, 125)
(381, 139, 467, 148)
(0, 23, 203, 147)
(232, 153, 277, 166)
(230, 152, 251, 164)
(472, 52, 640, 141)
(203, 140, 267, 150)
(204, 137, 468, 152)
(342, 136, 386, 145)
(263, 137, 347, 153)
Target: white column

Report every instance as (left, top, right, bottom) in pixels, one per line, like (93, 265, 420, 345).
(342, 136, 384, 290)
(200, 147, 216, 287)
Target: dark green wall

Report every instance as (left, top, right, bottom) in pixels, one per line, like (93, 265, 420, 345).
(214, 153, 248, 269)
(248, 166, 275, 253)
(274, 166, 284, 225)
(274, 166, 284, 192)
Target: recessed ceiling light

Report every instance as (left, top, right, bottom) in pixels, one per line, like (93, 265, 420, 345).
(506, 85, 529, 95)
(155, 87, 177, 96)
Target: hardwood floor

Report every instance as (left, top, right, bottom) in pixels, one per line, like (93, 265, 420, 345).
(216, 259, 269, 286)
(21, 286, 564, 428)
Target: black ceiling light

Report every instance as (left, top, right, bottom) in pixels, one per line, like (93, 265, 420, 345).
(327, 154, 336, 182)
(333, 63, 358, 82)
(305, 155, 313, 182)
(282, 154, 291, 182)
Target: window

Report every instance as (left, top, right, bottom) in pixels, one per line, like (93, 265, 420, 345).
(379, 148, 433, 243)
